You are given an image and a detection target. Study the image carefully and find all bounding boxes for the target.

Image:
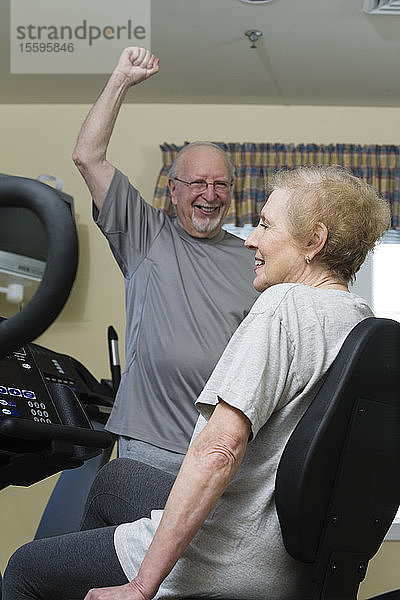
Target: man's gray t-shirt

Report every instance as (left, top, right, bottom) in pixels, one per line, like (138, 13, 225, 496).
(94, 169, 258, 453)
(114, 283, 373, 599)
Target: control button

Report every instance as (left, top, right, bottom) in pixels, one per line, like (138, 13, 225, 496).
(43, 411, 49, 418)
(8, 388, 22, 397)
(46, 419, 51, 423)
(21, 363, 32, 370)
(34, 402, 39, 408)
(23, 390, 36, 400)
(33, 417, 39, 422)
(37, 410, 43, 417)
(1, 409, 11, 415)
(28, 401, 33, 408)
(31, 409, 37, 416)
(2, 399, 16, 407)
(0, 386, 7, 395)
(40, 403, 46, 409)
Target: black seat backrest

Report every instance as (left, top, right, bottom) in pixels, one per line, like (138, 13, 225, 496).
(275, 317, 400, 600)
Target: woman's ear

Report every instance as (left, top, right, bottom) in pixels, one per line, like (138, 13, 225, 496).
(307, 222, 328, 260)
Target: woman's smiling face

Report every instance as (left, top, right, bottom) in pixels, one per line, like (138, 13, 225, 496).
(245, 189, 306, 292)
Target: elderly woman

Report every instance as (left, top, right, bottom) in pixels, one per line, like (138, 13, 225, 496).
(3, 165, 391, 600)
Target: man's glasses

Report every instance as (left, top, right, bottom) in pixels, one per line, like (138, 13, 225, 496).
(173, 178, 233, 194)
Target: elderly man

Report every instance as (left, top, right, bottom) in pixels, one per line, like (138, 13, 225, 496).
(73, 47, 258, 475)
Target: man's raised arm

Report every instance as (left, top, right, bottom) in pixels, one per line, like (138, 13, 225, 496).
(72, 47, 159, 210)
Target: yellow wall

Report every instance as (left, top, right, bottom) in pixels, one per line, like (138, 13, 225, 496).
(1, 102, 400, 596)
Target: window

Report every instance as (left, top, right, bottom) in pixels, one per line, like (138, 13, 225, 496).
(372, 233, 400, 322)
(222, 223, 254, 240)
(371, 232, 400, 539)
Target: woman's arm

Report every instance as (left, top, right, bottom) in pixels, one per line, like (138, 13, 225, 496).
(84, 400, 251, 600)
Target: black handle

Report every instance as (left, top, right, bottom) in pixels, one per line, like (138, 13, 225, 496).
(0, 418, 112, 448)
(0, 176, 78, 359)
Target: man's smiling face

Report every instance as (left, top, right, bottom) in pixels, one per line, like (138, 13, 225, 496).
(168, 146, 232, 239)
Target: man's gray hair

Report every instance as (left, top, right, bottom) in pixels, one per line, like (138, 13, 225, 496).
(168, 141, 235, 181)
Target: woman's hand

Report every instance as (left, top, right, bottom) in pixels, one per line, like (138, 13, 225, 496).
(84, 580, 150, 600)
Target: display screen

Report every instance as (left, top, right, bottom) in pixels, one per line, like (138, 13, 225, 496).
(0, 344, 61, 424)
(0, 208, 46, 261)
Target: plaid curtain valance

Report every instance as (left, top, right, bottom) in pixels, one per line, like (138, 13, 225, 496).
(152, 142, 400, 229)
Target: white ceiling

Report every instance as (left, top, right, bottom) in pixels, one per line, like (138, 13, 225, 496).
(2, 0, 400, 106)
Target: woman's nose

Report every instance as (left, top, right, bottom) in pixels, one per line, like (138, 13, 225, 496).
(245, 229, 258, 250)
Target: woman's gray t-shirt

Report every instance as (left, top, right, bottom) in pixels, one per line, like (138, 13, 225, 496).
(114, 283, 373, 599)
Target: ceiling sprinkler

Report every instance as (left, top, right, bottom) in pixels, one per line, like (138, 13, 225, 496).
(245, 30, 263, 48)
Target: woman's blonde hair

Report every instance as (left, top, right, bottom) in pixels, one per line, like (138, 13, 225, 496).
(268, 165, 391, 283)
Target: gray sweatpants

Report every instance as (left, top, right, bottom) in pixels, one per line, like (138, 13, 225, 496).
(3, 459, 175, 599)
(118, 436, 185, 476)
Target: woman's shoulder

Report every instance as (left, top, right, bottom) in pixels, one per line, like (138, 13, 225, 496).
(249, 283, 306, 314)
(249, 283, 372, 320)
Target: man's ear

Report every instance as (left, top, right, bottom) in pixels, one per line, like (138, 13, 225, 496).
(168, 179, 178, 206)
(307, 222, 328, 260)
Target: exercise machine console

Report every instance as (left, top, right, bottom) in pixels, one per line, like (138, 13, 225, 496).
(0, 175, 112, 490)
